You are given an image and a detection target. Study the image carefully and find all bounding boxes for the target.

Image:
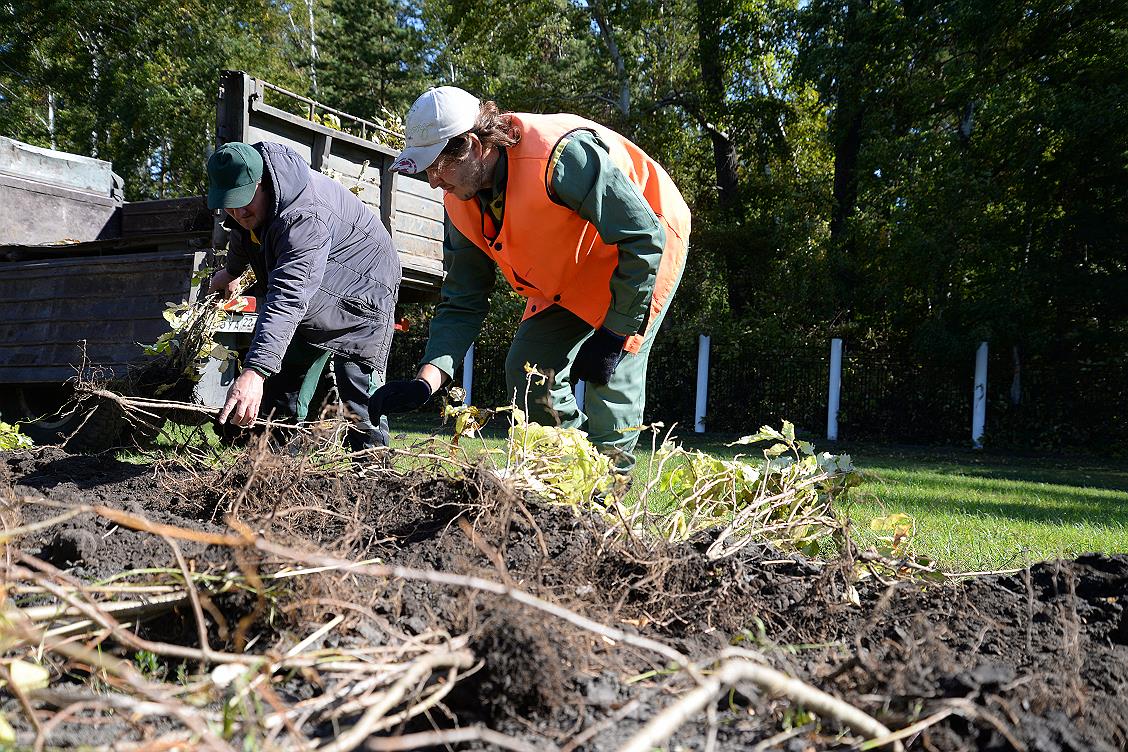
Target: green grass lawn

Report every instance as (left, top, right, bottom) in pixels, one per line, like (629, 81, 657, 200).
(836, 445, 1128, 572)
(382, 415, 1128, 573)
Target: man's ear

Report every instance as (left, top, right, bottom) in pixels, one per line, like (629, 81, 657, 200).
(467, 132, 484, 159)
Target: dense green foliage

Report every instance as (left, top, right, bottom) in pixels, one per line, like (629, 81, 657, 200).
(2, 0, 1125, 443)
(0, 0, 303, 199)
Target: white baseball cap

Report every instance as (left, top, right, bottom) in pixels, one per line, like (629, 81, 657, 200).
(391, 86, 482, 174)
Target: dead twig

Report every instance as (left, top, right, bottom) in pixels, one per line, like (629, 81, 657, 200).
(160, 533, 213, 669)
(0, 506, 88, 542)
(365, 726, 552, 752)
(859, 708, 956, 750)
(94, 504, 249, 547)
(618, 653, 902, 752)
(749, 722, 815, 752)
(313, 647, 475, 752)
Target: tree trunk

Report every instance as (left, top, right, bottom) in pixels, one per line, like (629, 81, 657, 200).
(694, 0, 748, 315)
(306, 0, 320, 94)
(696, 0, 738, 209)
(589, 0, 630, 118)
(828, 0, 865, 315)
(47, 89, 56, 150)
(829, 106, 863, 243)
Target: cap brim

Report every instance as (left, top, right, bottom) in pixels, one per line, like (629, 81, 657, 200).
(391, 140, 448, 174)
(208, 180, 258, 210)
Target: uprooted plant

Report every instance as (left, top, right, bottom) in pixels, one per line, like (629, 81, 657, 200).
(634, 421, 858, 558)
(470, 406, 858, 561)
(8, 388, 1031, 751)
(51, 269, 256, 451)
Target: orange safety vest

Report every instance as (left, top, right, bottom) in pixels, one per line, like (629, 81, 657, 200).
(444, 113, 690, 354)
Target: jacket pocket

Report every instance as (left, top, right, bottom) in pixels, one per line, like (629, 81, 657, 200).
(339, 297, 387, 324)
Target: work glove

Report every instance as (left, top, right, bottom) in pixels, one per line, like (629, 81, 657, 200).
(370, 378, 433, 415)
(571, 327, 627, 386)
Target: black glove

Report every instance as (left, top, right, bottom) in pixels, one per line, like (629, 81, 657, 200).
(572, 327, 627, 386)
(370, 378, 433, 415)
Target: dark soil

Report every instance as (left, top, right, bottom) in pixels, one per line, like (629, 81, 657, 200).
(3, 446, 1128, 751)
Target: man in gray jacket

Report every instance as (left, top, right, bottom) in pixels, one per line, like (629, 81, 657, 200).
(205, 141, 400, 450)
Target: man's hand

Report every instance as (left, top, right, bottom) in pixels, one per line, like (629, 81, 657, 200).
(370, 379, 434, 416)
(208, 269, 240, 300)
(572, 327, 627, 386)
(218, 369, 265, 427)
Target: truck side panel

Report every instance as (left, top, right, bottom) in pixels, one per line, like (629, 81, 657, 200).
(218, 70, 445, 298)
(0, 251, 204, 383)
(393, 176, 444, 260)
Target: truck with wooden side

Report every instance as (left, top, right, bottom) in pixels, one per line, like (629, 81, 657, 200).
(0, 70, 446, 435)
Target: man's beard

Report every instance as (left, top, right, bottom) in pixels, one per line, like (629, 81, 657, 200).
(465, 157, 490, 196)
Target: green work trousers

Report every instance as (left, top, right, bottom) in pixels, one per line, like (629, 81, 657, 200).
(503, 269, 683, 472)
(261, 338, 388, 449)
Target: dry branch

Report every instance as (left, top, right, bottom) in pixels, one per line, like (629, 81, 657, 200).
(313, 647, 475, 752)
(618, 653, 902, 752)
(365, 726, 552, 752)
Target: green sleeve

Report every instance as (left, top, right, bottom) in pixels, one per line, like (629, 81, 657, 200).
(549, 130, 665, 336)
(421, 219, 496, 378)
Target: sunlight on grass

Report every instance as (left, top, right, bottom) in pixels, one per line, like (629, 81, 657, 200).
(845, 465, 1128, 572)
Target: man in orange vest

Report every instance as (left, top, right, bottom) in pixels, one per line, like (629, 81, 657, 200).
(372, 86, 690, 474)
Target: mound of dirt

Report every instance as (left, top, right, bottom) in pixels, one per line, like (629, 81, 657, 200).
(3, 446, 1127, 751)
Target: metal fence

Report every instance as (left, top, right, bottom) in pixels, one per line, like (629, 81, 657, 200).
(985, 353, 1128, 449)
(386, 328, 1128, 449)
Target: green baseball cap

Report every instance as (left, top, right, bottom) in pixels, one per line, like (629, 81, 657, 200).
(207, 142, 263, 209)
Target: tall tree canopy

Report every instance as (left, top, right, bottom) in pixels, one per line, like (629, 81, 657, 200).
(0, 0, 303, 199)
(318, 0, 429, 121)
(1, 0, 1124, 387)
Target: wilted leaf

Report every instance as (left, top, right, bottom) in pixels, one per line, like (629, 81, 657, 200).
(870, 513, 913, 532)
(6, 659, 49, 691)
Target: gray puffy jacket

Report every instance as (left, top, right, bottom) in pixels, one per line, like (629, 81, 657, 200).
(224, 142, 401, 376)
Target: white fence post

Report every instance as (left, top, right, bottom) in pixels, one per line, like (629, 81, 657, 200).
(462, 343, 474, 407)
(574, 379, 586, 413)
(972, 341, 988, 448)
(695, 334, 710, 433)
(827, 338, 843, 441)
